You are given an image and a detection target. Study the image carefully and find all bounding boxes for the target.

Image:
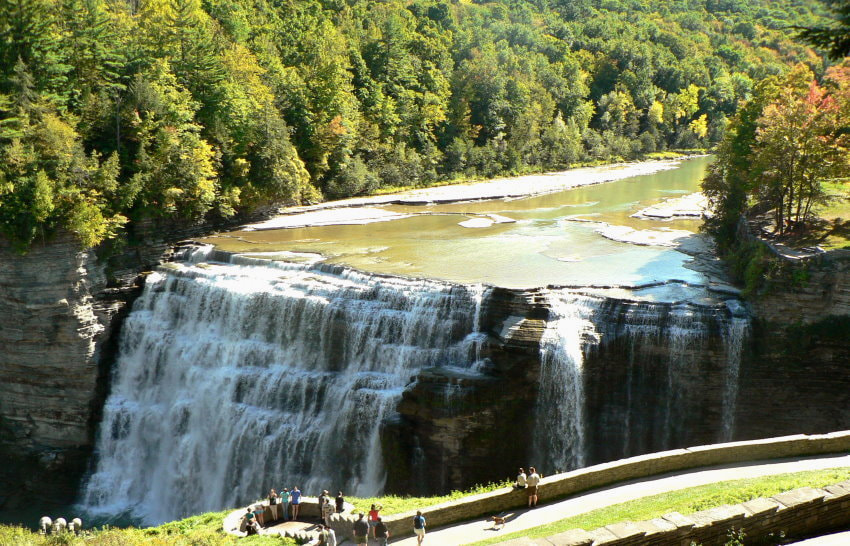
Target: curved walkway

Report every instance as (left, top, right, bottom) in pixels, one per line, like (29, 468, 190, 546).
(382, 453, 850, 545)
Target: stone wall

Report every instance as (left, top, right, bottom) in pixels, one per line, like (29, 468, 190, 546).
(514, 482, 850, 545)
(360, 431, 850, 541)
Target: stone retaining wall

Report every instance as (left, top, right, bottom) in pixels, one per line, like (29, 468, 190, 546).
(507, 480, 850, 545)
(342, 431, 850, 540)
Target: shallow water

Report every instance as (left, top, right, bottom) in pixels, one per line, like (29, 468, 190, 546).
(201, 157, 712, 292)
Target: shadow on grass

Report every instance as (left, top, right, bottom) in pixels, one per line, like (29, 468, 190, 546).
(775, 217, 850, 250)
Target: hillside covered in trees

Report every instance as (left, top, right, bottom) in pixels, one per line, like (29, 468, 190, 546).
(0, 0, 828, 249)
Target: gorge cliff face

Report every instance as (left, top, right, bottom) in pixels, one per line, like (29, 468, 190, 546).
(734, 249, 850, 441)
(0, 232, 116, 512)
(0, 218, 221, 515)
(2, 232, 849, 520)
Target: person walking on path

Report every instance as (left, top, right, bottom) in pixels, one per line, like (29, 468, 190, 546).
(335, 491, 345, 513)
(280, 488, 290, 521)
(413, 510, 426, 545)
(353, 513, 369, 545)
(290, 486, 302, 520)
(515, 468, 527, 489)
(375, 517, 390, 546)
(526, 466, 540, 507)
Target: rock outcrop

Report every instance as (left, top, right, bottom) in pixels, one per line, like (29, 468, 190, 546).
(0, 232, 117, 512)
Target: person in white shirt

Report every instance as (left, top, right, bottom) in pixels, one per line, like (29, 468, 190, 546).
(515, 467, 527, 489)
(526, 466, 540, 507)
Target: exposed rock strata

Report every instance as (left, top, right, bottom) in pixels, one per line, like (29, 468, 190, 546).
(0, 232, 112, 512)
(0, 212, 272, 516)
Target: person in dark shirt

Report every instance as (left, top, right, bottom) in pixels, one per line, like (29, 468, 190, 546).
(335, 491, 345, 513)
(353, 512, 369, 545)
(375, 517, 390, 546)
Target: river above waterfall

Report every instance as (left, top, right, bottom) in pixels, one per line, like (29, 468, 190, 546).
(201, 156, 724, 300)
(79, 156, 755, 526)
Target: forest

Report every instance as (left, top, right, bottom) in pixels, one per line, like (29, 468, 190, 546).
(0, 0, 829, 249)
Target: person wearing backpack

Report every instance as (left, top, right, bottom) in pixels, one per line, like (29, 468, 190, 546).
(374, 517, 390, 546)
(412, 510, 426, 544)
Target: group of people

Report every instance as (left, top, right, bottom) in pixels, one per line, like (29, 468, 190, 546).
(241, 486, 346, 535)
(350, 506, 426, 546)
(514, 466, 542, 507)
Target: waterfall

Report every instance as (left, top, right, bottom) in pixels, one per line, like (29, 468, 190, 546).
(534, 290, 751, 471)
(80, 248, 483, 525)
(662, 304, 710, 447)
(721, 315, 749, 441)
(533, 292, 598, 473)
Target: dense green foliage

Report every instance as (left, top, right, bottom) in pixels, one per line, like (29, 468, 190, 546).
(0, 0, 827, 249)
(798, 0, 850, 59)
(703, 61, 850, 248)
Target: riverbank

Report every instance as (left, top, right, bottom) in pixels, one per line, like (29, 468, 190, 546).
(241, 155, 707, 231)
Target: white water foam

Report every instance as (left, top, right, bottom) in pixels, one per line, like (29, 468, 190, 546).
(534, 292, 599, 472)
(80, 248, 485, 524)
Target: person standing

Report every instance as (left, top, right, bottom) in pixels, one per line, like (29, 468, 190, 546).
(335, 491, 345, 513)
(290, 486, 302, 520)
(268, 488, 279, 522)
(325, 524, 337, 546)
(526, 466, 540, 507)
(375, 517, 390, 546)
(280, 487, 290, 521)
(322, 497, 335, 526)
(353, 512, 369, 546)
(413, 510, 426, 545)
(368, 503, 381, 538)
(515, 468, 527, 489)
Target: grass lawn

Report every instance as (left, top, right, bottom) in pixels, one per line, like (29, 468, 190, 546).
(772, 180, 850, 251)
(468, 467, 850, 546)
(5, 467, 848, 544)
(0, 510, 297, 546)
(813, 180, 850, 250)
(347, 480, 513, 516)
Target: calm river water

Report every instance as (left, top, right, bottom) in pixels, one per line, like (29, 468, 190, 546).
(202, 156, 712, 295)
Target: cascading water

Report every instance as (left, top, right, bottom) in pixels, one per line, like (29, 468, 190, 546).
(81, 244, 751, 524)
(81, 247, 487, 525)
(534, 290, 751, 472)
(721, 314, 750, 441)
(533, 292, 598, 473)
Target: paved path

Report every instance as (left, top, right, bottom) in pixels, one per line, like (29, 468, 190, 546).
(789, 530, 850, 545)
(363, 453, 850, 546)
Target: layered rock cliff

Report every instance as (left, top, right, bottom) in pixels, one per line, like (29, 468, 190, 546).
(0, 232, 117, 512)
(733, 247, 850, 440)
